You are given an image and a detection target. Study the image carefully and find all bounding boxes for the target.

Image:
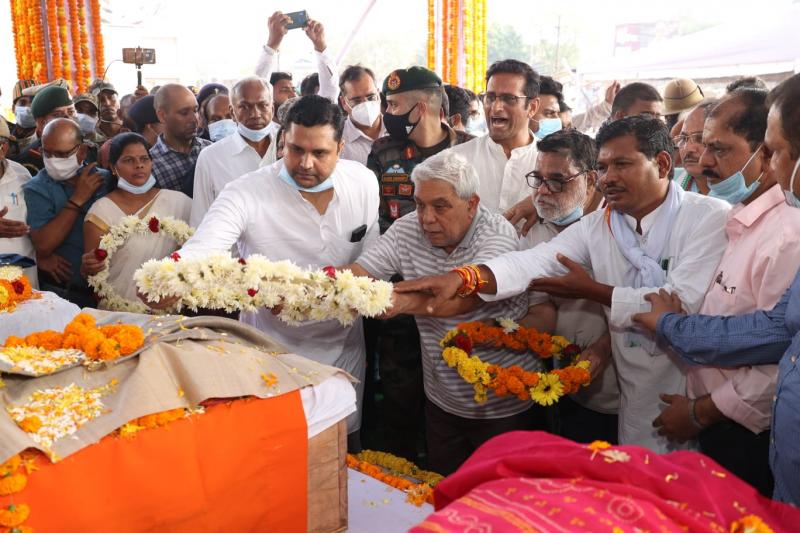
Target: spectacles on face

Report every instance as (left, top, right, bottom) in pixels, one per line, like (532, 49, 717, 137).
(526, 170, 585, 193)
(346, 93, 380, 107)
(479, 92, 531, 107)
(673, 132, 703, 147)
(43, 142, 82, 159)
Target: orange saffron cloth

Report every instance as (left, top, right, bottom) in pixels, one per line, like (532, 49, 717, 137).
(0, 392, 308, 532)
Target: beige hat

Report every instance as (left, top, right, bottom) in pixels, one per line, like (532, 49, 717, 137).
(0, 116, 16, 141)
(21, 78, 71, 98)
(663, 78, 704, 115)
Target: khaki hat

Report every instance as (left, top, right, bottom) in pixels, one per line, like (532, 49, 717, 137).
(22, 78, 71, 98)
(663, 78, 704, 115)
(0, 116, 15, 141)
(89, 80, 117, 97)
(12, 80, 37, 103)
(73, 93, 99, 110)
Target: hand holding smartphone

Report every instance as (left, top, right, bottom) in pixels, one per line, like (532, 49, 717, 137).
(285, 10, 309, 30)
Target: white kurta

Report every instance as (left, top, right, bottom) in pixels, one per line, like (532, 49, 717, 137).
(255, 45, 340, 101)
(446, 133, 538, 213)
(481, 192, 731, 452)
(177, 159, 380, 432)
(0, 159, 37, 286)
(190, 131, 277, 227)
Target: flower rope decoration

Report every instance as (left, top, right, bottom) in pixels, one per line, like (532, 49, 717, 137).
(87, 214, 194, 313)
(134, 253, 393, 326)
(346, 454, 436, 506)
(0, 266, 37, 314)
(439, 319, 591, 406)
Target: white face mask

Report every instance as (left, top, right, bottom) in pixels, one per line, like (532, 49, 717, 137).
(209, 119, 237, 142)
(238, 122, 272, 142)
(75, 113, 98, 135)
(43, 153, 82, 181)
(350, 100, 382, 128)
(14, 105, 35, 128)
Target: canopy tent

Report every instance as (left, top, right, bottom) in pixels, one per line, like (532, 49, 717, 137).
(578, 4, 800, 80)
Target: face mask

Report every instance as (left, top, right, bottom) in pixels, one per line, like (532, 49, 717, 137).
(278, 164, 334, 193)
(209, 119, 237, 142)
(117, 174, 156, 195)
(14, 106, 35, 128)
(75, 113, 98, 135)
(350, 100, 382, 128)
(43, 153, 81, 181)
(465, 115, 487, 136)
(549, 205, 583, 226)
(383, 104, 420, 142)
(783, 158, 800, 208)
(535, 117, 562, 139)
(238, 122, 272, 142)
(707, 146, 763, 205)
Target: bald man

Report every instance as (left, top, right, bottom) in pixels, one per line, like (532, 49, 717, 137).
(149, 84, 211, 194)
(23, 118, 111, 307)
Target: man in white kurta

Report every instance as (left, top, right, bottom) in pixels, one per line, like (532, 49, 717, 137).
(191, 78, 278, 226)
(175, 96, 379, 437)
(447, 60, 541, 213)
(398, 116, 730, 452)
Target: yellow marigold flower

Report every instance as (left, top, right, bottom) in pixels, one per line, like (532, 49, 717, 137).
(442, 347, 464, 367)
(730, 514, 775, 533)
(0, 503, 30, 527)
(261, 372, 278, 387)
(439, 329, 459, 348)
(0, 473, 27, 495)
(587, 440, 612, 452)
(530, 373, 564, 406)
(18, 416, 42, 433)
(0, 455, 21, 476)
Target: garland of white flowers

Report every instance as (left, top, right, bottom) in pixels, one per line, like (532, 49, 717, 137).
(87, 214, 194, 313)
(134, 252, 394, 326)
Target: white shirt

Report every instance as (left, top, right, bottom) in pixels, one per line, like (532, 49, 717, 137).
(0, 159, 37, 286)
(340, 117, 386, 166)
(482, 192, 731, 452)
(523, 220, 618, 414)
(446, 133, 538, 213)
(190, 131, 277, 226)
(255, 45, 340, 101)
(177, 159, 380, 432)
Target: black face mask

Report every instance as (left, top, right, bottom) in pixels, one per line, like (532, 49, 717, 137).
(382, 103, 420, 141)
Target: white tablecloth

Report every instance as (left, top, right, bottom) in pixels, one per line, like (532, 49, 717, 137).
(348, 469, 433, 532)
(0, 291, 80, 344)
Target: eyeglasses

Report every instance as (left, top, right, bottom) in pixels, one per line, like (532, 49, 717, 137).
(526, 170, 585, 193)
(673, 132, 704, 147)
(42, 142, 82, 159)
(479, 93, 531, 107)
(346, 94, 380, 107)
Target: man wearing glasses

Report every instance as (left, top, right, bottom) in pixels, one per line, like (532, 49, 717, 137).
(23, 118, 110, 307)
(338, 66, 386, 166)
(448, 59, 541, 213)
(396, 116, 731, 453)
(520, 128, 620, 445)
(672, 99, 717, 194)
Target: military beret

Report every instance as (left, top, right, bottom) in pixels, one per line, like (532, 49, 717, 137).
(30, 85, 73, 119)
(196, 83, 228, 107)
(12, 79, 37, 103)
(128, 95, 159, 130)
(382, 66, 442, 96)
(73, 93, 99, 110)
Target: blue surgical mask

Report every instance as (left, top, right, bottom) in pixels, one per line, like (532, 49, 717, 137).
(465, 115, 487, 136)
(117, 174, 157, 195)
(278, 164, 334, 193)
(535, 117, 562, 139)
(783, 157, 800, 208)
(238, 122, 272, 142)
(708, 146, 763, 204)
(14, 105, 35, 128)
(75, 113, 98, 135)
(549, 205, 583, 226)
(209, 119, 237, 142)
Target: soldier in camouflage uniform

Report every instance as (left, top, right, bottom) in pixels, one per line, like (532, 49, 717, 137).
(365, 66, 472, 460)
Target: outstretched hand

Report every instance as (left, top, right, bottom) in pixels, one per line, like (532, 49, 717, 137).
(394, 271, 463, 315)
(304, 19, 327, 52)
(632, 289, 685, 332)
(530, 254, 598, 300)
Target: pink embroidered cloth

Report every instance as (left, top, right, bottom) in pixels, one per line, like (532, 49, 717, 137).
(411, 431, 800, 532)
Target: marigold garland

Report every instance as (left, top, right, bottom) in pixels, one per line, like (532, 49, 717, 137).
(346, 454, 435, 506)
(45, 0, 62, 79)
(355, 450, 444, 488)
(0, 267, 38, 314)
(0, 452, 39, 532)
(67, 0, 84, 92)
(77, 0, 91, 88)
(3, 312, 144, 363)
(56, 0, 71, 81)
(0, 504, 29, 528)
(89, 0, 104, 78)
(440, 319, 591, 406)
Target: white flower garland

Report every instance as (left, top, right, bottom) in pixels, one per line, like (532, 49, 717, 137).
(0, 265, 23, 281)
(134, 252, 394, 326)
(87, 214, 194, 313)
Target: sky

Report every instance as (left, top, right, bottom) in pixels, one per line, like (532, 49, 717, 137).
(1, 0, 797, 113)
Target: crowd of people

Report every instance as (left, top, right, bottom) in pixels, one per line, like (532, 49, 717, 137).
(2, 11, 800, 507)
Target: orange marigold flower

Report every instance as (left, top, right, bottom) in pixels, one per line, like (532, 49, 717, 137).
(0, 455, 21, 476)
(0, 503, 30, 527)
(18, 416, 42, 433)
(0, 473, 27, 495)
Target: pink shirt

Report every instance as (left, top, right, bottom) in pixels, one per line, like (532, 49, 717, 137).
(688, 184, 800, 433)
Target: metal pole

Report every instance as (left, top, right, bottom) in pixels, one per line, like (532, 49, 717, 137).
(41, 0, 53, 80)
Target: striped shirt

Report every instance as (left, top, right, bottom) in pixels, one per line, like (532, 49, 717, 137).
(150, 135, 212, 192)
(356, 204, 541, 419)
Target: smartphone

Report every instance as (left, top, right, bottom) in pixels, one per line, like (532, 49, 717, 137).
(122, 47, 156, 65)
(285, 10, 308, 30)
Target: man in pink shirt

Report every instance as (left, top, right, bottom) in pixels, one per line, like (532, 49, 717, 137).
(653, 88, 800, 495)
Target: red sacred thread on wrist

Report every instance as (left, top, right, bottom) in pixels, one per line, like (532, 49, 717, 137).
(452, 264, 486, 298)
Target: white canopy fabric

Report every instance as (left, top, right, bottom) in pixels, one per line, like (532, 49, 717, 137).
(579, 5, 800, 80)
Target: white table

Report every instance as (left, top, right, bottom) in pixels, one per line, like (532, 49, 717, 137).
(347, 468, 433, 532)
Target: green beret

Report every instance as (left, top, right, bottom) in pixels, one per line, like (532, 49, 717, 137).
(382, 66, 442, 96)
(31, 86, 73, 119)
